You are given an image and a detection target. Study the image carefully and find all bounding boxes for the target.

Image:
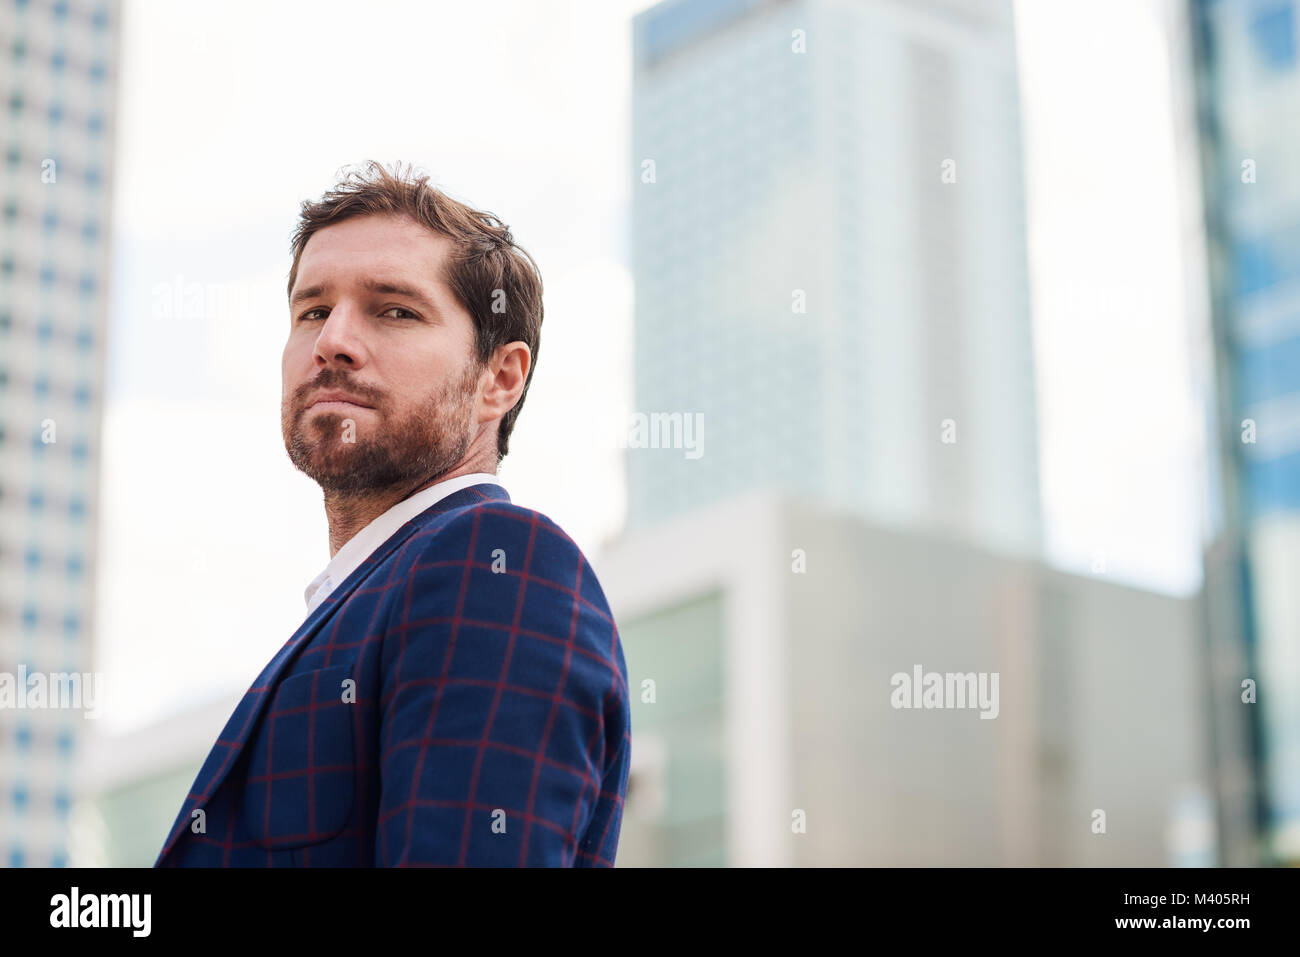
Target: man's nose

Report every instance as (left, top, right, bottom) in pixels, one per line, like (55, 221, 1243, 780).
(313, 304, 369, 368)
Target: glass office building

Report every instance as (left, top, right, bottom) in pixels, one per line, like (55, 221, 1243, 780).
(629, 0, 1042, 557)
(0, 0, 121, 867)
(1193, 0, 1300, 863)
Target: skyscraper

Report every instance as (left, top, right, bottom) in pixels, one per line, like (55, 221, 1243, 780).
(0, 0, 121, 867)
(1192, 0, 1300, 865)
(628, 0, 1042, 556)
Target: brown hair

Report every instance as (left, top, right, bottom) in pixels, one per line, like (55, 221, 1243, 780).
(287, 160, 543, 463)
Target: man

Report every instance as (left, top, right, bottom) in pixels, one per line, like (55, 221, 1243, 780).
(155, 161, 631, 867)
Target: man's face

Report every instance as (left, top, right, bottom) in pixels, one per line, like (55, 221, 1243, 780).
(281, 213, 483, 496)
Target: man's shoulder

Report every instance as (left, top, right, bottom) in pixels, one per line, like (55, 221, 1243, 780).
(380, 493, 625, 680)
(394, 493, 605, 599)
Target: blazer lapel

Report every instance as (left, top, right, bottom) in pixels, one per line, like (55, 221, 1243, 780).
(156, 481, 511, 863)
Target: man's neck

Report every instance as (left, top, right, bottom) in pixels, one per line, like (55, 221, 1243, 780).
(322, 463, 495, 558)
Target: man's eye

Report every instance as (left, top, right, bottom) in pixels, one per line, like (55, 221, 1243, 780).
(381, 306, 418, 320)
(299, 308, 327, 321)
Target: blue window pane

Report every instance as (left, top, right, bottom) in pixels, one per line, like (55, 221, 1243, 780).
(7, 849, 22, 869)
(51, 853, 67, 868)
(53, 791, 71, 817)
(74, 383, 90, 406)
(15, 723, 32, 750)
(84, 167, 101, 189)
(81, 219, 98, 241)
(28, 489, 44, 512)
(65, 553, 83, 579)
(20, 605, 37, 630)
(92, 5, 109, 30)
(42, 209, 57, 232)
(1237, 335, 1300, 406)
(71, 439, 88, 463)
(12, 787, 28, 812)
(87, 113, 102, 136)
(47, 103, 63, 126)
(1231, 226, 1300, 297)
(37, 318, 53, 342)
(89, 61, 106, 83)
(56, 728, 75, 756)
(33, 375, 50, 400)
(1250, 2, 1296, 70)
(76, 327, 93, 352)
(50, 49, 66, 72)
(24, 546, 41, 572)
(39, 262, 54, 287)
(63, 612, 80, 637)
(68, 496, 85, 521)
(53, 0, 68, 19)
(1246, 448, 1300, 512)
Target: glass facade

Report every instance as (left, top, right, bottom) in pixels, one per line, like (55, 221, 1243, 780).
(1194, 0, 1300, 862)
(614, 591, 726, 867)
(0, 0, 119, 867)
(629, 0, 1042, 558)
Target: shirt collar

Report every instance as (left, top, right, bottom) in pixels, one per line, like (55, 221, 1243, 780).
(303, 472, 502, 613)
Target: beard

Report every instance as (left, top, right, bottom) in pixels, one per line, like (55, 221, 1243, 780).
(282, 362, 479, 497)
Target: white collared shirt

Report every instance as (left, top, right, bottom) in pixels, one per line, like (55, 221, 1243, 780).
(302, 472, 502, 617)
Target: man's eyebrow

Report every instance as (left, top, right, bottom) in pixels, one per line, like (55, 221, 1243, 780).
(289, 278, 441, 315)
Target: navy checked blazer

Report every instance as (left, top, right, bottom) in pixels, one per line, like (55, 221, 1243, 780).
(154, 483, 631, 866)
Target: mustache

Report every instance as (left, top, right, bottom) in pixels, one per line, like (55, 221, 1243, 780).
(293, 372, 381, 409)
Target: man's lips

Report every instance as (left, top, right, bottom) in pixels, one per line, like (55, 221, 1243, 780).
(305, 391, 375, 411)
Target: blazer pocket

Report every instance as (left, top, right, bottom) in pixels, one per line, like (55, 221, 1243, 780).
(242, 663, 356, 849)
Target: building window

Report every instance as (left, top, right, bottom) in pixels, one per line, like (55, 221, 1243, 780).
(1250, 2, 1296, 70)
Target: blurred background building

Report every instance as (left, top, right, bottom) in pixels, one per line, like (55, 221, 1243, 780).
(1192, 0, 1300, 866)
(603, 489, 1209, 866)
(627, 0, 1043, 558)
(0, 0, 121, 867)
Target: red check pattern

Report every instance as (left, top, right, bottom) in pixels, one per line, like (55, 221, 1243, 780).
(154, 483, 631, 866)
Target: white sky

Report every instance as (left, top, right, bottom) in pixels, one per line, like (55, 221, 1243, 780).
(94, 0, 1207, 735)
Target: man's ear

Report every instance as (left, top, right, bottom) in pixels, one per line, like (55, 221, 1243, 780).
(479, 342, 531, 421)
